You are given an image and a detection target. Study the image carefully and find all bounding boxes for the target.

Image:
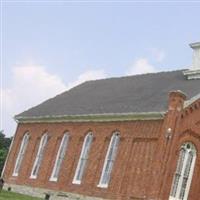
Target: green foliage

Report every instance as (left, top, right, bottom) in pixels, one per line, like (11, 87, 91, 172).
(0, 190, 42, 200)
(0, 149, 8, 175)
(0, 130, 12, 176)
(0, 130, 12, 149)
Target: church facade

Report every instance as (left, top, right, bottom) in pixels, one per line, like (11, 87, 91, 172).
(2, 42, 200, 200)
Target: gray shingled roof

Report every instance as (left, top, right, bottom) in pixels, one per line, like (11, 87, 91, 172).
(16, 70, 200, 118)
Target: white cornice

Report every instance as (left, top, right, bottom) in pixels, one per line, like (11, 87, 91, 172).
(190, 42, 200, 49)
(15, 112, 165, 124)
(184, 93, 200, 108)
(183, 69, 200, 80)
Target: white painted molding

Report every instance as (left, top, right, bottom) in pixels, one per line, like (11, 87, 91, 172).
(190, 42, 200, 71)
(97, 183, 108, 188)
(183, 42, 200, 79)
(15, 112, 165, 124)
(183, 69, 200, 80)
(184, 93, 200, 108)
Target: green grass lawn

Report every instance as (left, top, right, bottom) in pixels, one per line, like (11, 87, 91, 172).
(0, 190, 43, 200)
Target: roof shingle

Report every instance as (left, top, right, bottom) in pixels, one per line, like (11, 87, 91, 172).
(16, 70, 200, 118)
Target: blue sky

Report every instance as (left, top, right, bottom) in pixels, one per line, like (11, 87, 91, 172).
(1, 1, 200, 136)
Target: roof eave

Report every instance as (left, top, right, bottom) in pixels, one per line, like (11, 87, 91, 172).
(15, 112, 166, 124)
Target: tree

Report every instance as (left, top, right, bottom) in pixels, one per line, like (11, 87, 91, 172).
(0, 130, 12, 176)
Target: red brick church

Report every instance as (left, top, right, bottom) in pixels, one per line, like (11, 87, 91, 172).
(2, 42, 200, 200)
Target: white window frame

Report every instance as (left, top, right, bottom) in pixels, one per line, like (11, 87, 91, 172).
(98, 132, 120, 188)
(169, 142, 196, 200)
(72, 132, 93, 185)
(50, 133, 69, 182)
(30, 133, 48, 179)
(12, 133, 30, 177)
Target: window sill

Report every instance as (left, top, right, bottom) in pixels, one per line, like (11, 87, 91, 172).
(72, 180, 81, 185)
(97, 184, 108, 188)
(29, 175, 37, 179)
(49, 177, 58, 182)
(12, 173, 18, 177)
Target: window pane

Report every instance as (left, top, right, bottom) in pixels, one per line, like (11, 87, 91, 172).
(76, 159, 87, 181)
(101, 160, 114, 185)
(171, 149, 186, 197)
(171, 174, 181, 197)
(73, 133, 93, 184)
(30, 134, 48, 178)
(179, 152, 194, 199)
(82, 134, 92, 159)
(176, 149, 186, 174)
(50, 133, 69, 181)
(13, 133, 29, 176)
(98, 133, 120, 187)
(53, 157, 63, 179)
(169, 143, 196, 200)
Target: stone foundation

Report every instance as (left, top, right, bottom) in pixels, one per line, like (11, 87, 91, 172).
(3, 183, 107, 200)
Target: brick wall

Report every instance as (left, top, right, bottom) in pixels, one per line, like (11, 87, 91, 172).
(3, 92, 200, 200)
(160, 98, 200, 200)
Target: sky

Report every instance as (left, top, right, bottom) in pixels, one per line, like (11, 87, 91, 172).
(1, 0, 200, 136)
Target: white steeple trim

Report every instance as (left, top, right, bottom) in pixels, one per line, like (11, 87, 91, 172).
(184, 93, 200, 108)
(190, 42, 200, 70)
(183, 42, 200, 80)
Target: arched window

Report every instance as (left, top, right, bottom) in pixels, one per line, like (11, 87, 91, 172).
(72, 132, 93, 184)
(169, 142, 196, 200)
(30, 133, 48, 179)
(50, 133, 69, 181)
(12, 133, 30, 176)
(98, 132, 120, 188)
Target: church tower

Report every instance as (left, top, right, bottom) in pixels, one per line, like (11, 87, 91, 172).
(184, 42, 200, 79)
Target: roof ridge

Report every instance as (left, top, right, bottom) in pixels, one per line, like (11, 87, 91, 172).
(84, 68, 187, 84)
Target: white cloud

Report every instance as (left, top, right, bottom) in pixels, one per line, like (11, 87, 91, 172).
(150, 48, 166, 62)
(126, 58, 156, 75)
(9, 65, 67, 110)
(2, 65, 67, 136)
(1, 65, 107, 136)
(67, 69, 107, 89)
